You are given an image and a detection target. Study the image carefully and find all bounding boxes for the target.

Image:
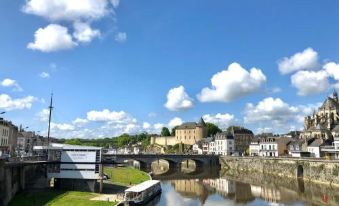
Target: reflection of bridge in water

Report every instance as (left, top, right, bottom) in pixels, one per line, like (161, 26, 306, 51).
(152, 165, 220, 180)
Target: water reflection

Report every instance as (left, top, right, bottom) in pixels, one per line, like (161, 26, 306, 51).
(152, 172, 339, 206)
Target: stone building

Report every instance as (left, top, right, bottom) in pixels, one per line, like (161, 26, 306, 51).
(228, 126, 254, 155)
(301, 90, 339, 140)
(175, 118, 207, 145)
(151, 118, 207, 146)
(259, 137, 291, 157)
(0, 118, 18, 156)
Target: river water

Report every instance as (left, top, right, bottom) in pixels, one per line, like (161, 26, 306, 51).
(144, 169, 339, 206)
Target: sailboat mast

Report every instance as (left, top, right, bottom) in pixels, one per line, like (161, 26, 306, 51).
(47, 93, 53, 145)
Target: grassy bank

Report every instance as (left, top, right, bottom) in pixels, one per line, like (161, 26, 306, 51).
(9, 191, 117, 206)
(104, 167, 150, 186)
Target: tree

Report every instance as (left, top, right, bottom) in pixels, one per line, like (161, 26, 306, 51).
(161, 127, 171, 136)
(171, 126, 178, 136)
(206, 122, 222, 136)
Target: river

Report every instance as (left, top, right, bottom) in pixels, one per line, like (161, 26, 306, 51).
(143, 168, 339, 206)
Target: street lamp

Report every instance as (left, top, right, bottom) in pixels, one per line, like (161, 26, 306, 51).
(0, 112, 6, 115)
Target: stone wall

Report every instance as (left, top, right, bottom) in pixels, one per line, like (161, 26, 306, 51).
(151, 136, 177, 146)
(0, 161, 46, 206)
(221, 156, 339, 187)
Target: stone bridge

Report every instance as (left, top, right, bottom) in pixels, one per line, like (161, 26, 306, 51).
(103, 154, 220, 170)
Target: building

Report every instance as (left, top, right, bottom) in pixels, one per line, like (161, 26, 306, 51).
(209, 141, 216, 154)
(259, 137, 291, 157)
(307, 138, 322, 158)
(287, 139, 310, 157)
(301, 90, 339, 140)
(151, 117, 207, 146)
(192, 137, 214, 154)
(16, 131, 49, 156)
(35, 143, 102, 192)
(228, 126, 254, 155)
(249, 139, 260, 156)
(0, 118, 18, 156)
(214, 132, 234, 156)
(175, 118, 207, 145)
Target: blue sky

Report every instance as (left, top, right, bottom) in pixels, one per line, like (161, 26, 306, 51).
(1, 0, 339, 138)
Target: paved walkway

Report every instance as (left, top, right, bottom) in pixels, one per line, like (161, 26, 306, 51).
(90, 193, 124, 202)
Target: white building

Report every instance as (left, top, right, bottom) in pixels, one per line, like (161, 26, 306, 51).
(192, 142, 203, 154)
(34, 143, 102, 192)
(307, 138, 322, 158)
(259, 137, 291, 157)
(249, 139, 260, 156)
(209, 141, 216, 154)
(214, 132, 234, 156)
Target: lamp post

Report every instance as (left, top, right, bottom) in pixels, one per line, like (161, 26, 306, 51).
(0, 112, 5, 115)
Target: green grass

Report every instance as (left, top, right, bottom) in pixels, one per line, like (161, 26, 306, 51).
(104, 167, 150, 186)
(9, 191, 117, 206)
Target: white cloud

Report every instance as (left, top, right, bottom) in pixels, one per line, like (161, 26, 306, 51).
(202, 113, 235, 129)
(22, 0, 110, 22)
(278, 47, 319, 74)
(164, 86, 194, 111)
(36, 108, 50, 121)
(110, 0, 120, 8)
(87, 109, 136, 123)
(39, 72, 50, 79)
(324, 62, 339, 80)
(1, 78, 23, 92)
(197, 62, 266, 102)
(73, 22, 101, 43)
(72, 118, 88, 126)
(0, 94, 36, 111)
(51, 122, 75, 131)
(114, 32, 127, 43)
(143, 122, 151, 129)
(168, 117, 183, 128)
(28, 24, 77, 52)
(291, 70, 329, 96)
(244, 97, 320, 133)
(154, 123, 164, 130)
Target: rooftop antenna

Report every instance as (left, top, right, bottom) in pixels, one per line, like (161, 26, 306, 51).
(47, 93, 53, 146)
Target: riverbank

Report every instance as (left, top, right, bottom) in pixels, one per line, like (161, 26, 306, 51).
(104, 167, 151, 186)
(8, 190, 117, 206)
(220, 156, 339, 188)
(9, 167, 150, 206)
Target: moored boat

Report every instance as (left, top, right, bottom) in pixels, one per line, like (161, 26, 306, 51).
(124, 180, 161, 205)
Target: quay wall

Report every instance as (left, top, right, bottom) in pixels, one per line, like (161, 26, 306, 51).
(220, 156, 339, 187)
(0, 160, 47, 206)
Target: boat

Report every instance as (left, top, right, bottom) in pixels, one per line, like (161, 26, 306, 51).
(123, 180, 162, 205)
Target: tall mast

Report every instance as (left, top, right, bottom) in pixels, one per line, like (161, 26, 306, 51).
(47, 93, 53, 145)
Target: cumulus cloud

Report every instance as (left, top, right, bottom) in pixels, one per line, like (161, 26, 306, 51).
(87, 109, 136, 123)
(22, 0, 110, 21)
(278, 48, 319, 74)
(197, 62, 266, 102)
(154, 123, 164, 130)
(165, 86, 194, 111)
(36, 108, 50, 121)
(0, 94, 36, 111)
(114, 32, 127, 43)
(324, 62, 339, 80)
(27, 24, 77, 52)
(168, 117, 183, 128)
(291, 70, 329, 96)
(73, 22, 101, 43)
(1, 78, 23, 92)
(143, 122, 151, 129)
(39, 72, 50, 79)
(51, 122, 75, 131)
(202, 113, 235, 129)
(23, 0, 123, 52)
(244, 97, 320, 133)
(72, 118, 88, 126)
(110, 0, 120, 8)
